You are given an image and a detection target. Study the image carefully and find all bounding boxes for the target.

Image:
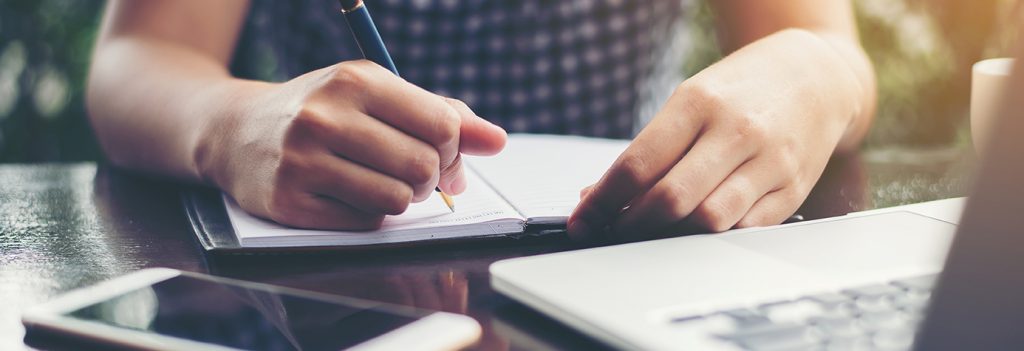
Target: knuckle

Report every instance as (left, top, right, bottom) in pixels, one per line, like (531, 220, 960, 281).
(330, 61, 373, 89)
(657, 182, 694, 218)
(287, 107, 332, 144)
(717, 190, 744, 215)
(731, 116, 769, 144)
(662, 180, 692, 202)
(693, 199, 731, 232)
(615, 153, 650, 187)
(788, 182, 812, 201)
(406, 150, 440, 184)
(680, 81, 726, 111)
(275, 149, 309, 180)
(774, 152, 801, 179)
(378, 185, 413, 215)
(293, 106, 329, 127)
(447, 97, 470, 111)
(429, 106, 460, 145)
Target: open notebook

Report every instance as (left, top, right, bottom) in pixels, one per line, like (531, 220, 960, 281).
(221, 134, 630, 249)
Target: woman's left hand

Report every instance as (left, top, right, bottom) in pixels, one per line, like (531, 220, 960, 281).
(568, 29, 874, 240)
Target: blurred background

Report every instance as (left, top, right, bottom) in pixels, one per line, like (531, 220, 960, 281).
(0, 0, 1020, 163)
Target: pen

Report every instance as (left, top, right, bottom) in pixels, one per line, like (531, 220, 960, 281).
(338, 0, 456, 212)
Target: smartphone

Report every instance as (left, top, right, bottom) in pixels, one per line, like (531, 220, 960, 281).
(21, 268, 481, 351)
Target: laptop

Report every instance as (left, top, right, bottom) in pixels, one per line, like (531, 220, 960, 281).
(491, 61, 1024, 349)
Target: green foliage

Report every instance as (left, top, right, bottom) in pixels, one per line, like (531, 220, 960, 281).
(0, 0, 104, 162)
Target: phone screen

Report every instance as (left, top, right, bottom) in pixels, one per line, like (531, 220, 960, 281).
(61, 275, 420, 350)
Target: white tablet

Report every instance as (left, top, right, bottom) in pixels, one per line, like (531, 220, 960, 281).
(22, 268, 481, 350)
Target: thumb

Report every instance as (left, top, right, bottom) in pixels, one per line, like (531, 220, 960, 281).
(445, 98, 507, 156)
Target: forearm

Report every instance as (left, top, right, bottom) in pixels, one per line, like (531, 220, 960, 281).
(87, 36, 270, 182)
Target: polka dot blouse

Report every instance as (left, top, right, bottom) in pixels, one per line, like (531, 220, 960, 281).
(236, 0, 691, 139)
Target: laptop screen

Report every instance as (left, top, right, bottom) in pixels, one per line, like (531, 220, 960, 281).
(914, 56, 1024, 349)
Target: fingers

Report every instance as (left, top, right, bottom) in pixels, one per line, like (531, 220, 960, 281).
(327, 61, 462, 147)
(567, 94, 704, 240)
(737, 187, 805, 229)
(318, 61, 504, 196)
(310, 111, 441, 202)
(300, 152, 415, 216)
(343, 61, 461, 158)
(579, 184, 595, 199)
(440, 98, 507, 194)
(686, 157, 786, 232)
(320, 61, 464, 185)
(610, 132, 756, 237)
(253, 60, 504, 230)
(438, 153, 467, 194)
(268, 192, 384, 230)
(447, 98, 507, 156)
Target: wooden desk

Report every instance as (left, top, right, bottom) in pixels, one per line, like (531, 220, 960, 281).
(0, 147, 971, 350)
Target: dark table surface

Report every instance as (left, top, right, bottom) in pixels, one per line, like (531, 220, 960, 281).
(1, 146, 973, 350)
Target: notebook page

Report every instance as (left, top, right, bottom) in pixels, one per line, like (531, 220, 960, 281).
(465, 134, 630, 223)
(225, 167, 523, 247)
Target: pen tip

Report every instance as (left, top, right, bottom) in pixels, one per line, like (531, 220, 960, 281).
(439, 191, 456, 213)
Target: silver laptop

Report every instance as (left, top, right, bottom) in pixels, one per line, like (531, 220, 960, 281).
(491, 61, 1024, 350)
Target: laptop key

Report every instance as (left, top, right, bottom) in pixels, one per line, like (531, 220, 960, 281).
(824, 335, 874, 351)
(671, 313, 739, 334)
(810, 315, 864, 339)
(745, 339, 822, 351)
(721, 308, 771, 327)
(892, 274, 938, 292)
(808, 292, 852, 307)
(891, 294, 930, 314)
(853, 296, 895, 314)
(872, 325, 917, 351)
(668, 314, 704, 324)
(819, 302, 859, 320)
(842, 284, 904, 299)
(759, 300, 824, 324)
(719, 323, 819, 351)
(858, 310, 911, 332)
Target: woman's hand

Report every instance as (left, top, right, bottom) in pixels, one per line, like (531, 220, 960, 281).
(568, 29, 873, 240)
(199, 60, 507, 230)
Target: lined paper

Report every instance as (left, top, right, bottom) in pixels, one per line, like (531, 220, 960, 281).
(221, 134, 632, 248)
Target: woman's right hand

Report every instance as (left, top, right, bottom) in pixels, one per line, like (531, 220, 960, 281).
(198, 60, 507, 230)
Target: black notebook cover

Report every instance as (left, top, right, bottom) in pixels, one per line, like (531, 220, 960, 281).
(181, 187, 566, 254)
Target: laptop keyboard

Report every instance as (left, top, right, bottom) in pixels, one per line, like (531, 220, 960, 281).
(669, 274, 938, 351)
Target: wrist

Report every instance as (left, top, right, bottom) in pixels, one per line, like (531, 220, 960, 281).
(192, 79, 276, 191)
(803, 30, 878, 152)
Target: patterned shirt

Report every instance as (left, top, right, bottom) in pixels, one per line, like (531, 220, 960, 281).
(234, 0, 691, 139)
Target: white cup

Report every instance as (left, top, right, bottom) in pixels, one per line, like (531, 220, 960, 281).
(971, 58, 1015, 153)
